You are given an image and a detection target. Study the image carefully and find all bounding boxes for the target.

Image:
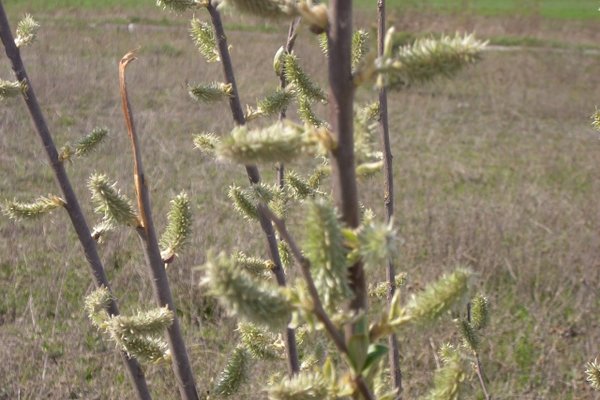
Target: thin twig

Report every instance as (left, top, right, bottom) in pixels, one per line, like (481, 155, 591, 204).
(119, 51, 200, 400)
(0, 4, 151, 398)
(475, 354, 492, 400)
(206, 1, 300, 375)
(276, 17, 301, 189)
(377, 0, 402, 395)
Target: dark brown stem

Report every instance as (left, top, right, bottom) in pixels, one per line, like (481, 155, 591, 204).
(259, 204, 375, 400)
(119, 52, 199, 400)
(377, 0, 402, 396)
(0, 4, 151, 399)
(328, 0, 368, 357)
(206, 2, 299, 375)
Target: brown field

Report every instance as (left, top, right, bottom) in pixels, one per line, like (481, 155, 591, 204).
(1, 5, 600, 399)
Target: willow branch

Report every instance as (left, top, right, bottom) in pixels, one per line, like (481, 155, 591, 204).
(276, 17, 301, 188)
(119, 51, 200, 400)
(0, 4, 151, 398)
(206, 1, 299, 375)
(377, 0, 402, 396)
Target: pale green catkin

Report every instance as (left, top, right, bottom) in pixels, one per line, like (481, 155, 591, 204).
(156, 0, 198, 12)
(586, 359, 600, 391)
(303, 200, 351, 312)
(0, 79, 26, 100)
(160, 192, 192, 260)
(379, 32, 487, 88)
(267, 371, 328, 400)
(213, 346, 249, 396)
(228, 185, 259, 220)
(188, 82, 233, 103)
(405, 268, 471, 325)
(238, 322, 282, 360)
(88, 173, 139, 227)
(470, 294, 489, 330)
(15, 14, 39, 48)
(203, 253, 292, 330)
(3, 195, 65, 220)
(217, 123, 307, 165)
(426, 344, 467, 400)
(190, 18, 219, 62)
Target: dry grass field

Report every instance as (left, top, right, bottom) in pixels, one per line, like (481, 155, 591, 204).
(1, 3, 600, 399)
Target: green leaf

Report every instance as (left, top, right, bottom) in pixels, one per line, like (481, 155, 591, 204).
(347, 332, 369, 372)
(363, 343, 388, 372)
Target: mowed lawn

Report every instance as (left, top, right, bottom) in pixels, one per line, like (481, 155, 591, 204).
(1, 0, 600, 399)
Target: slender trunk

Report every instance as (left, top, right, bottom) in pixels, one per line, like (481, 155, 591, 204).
(377, 0, 402, 396)
(206, 2, 299, 375)
(120, 54, 199, 400)
(0, 4, 151, 399)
